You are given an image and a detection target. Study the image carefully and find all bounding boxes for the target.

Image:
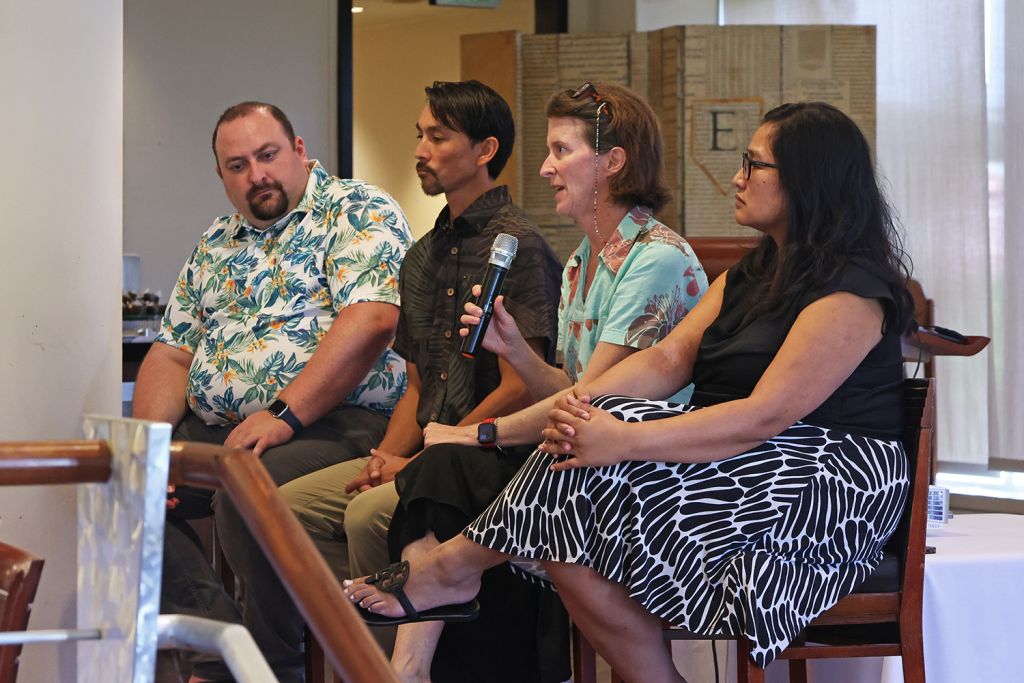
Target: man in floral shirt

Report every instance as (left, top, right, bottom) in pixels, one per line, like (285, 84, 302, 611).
(132, 101, 412, 681)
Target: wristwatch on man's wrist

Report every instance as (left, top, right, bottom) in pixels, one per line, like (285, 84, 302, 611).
(268, 399, 304, 434)
(477, 417, 498, 448)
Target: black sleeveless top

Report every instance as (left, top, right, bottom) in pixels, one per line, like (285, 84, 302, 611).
(689, 260, 905, 439)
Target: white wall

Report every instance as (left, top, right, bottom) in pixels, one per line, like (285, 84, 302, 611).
(124, 0, 337, 295)
(353, 0, 534, 237)
(568, 0, 636, 33)
(0, 1, 122, 680)
(635, 0, 719, 29)
(570, 0, 718, 33)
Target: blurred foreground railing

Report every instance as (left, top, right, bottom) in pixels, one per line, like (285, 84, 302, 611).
(0, 416, 397, 683)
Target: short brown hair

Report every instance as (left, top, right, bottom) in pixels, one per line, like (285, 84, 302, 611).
(545, 83, 671, 213)
(211, 101, 296, 162)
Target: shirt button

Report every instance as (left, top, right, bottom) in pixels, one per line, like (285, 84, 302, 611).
(440, 372, 448, 381)
(446, 287, 455, 297)
(450, 247, 459, 255)
(430, 412, 438, 421)
(444, 330, 452, 339)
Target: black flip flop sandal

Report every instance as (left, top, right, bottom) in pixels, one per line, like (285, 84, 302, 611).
(354, 560, 480, 627)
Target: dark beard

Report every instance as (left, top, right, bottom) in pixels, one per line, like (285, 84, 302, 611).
(416, 163, 444, 196)
(247, 182, 289, 221)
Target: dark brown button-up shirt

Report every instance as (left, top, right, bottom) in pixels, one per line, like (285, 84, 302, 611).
(393, 186, 562, 428)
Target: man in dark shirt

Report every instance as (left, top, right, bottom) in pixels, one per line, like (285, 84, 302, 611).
(233, 80, 562, 681)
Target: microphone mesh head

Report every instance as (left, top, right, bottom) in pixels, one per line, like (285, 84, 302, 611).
(489, 233, 518, 269)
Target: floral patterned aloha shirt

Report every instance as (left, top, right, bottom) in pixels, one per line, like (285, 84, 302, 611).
(157, 161, 413, 426)
(558, 206, 708, 403)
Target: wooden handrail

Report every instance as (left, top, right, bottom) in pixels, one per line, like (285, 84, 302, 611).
(173, 443, 399, 683)
(0, 437, 399, 683)
(168, 442, 229, 490)
(0, 441, 111, 486)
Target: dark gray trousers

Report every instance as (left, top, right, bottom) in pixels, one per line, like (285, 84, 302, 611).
(161, 405, 388, 683)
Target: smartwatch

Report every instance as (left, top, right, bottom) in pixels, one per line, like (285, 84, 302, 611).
(268, 399, 304, 434)
(477, 417, 498, 448)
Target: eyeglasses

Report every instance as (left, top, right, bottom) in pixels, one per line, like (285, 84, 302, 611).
(570, 81, 610, 152)
(571, 81, 603, 104)
(741, 151, 779, 181)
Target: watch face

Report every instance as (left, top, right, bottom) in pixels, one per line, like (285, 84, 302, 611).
(477, 422, 497, 445)
(268, 399, 288, 417)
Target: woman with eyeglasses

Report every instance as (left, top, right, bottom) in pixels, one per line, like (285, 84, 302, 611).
(357, 83, 706, 682)
(348, 100, 915, 681)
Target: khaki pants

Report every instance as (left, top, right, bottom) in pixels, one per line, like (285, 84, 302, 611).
(280, 457, 399, 653)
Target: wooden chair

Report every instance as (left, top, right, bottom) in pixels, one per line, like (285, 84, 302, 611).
(728, 377, 933, 682)
(0, 542, 44, 683)
(576, 378, 934, 683)
(685, 235, 761, 283)
(902, 279, 987, 484)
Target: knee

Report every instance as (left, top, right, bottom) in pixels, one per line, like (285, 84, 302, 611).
(210, 490, 239, 528)
(210, 492, 254, 560)
(279, 479, 336, 541)
(344, 486, 394, 544)
(541, 559, 595, 586)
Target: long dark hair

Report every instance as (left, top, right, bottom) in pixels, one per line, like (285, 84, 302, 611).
(738, 102, 914, 334)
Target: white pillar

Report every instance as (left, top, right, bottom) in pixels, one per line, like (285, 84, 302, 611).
(0, 1, 122, 680)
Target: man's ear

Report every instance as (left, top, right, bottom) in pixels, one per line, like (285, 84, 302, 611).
(475, 136, 499, 168)
(605, 146, 626, 175)
(294, 135, 308, 161)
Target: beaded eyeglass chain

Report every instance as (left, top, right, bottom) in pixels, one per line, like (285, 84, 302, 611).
(571, 81, 609, 246)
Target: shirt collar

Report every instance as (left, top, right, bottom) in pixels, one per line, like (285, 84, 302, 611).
(434, 185, 511, 237)
(567, 205, 656, 275)
(231, 160, 324, 238)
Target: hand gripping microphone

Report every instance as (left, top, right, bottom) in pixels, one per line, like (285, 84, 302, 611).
(461, 233, 519, 359)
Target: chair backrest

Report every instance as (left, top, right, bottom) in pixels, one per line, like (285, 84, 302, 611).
(686, 236, 762, 283)
(0, 541, 44, 683)
(889, 378, 934, 596)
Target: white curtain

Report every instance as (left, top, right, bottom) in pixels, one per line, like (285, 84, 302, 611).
(989, 0, 1024, 470)
(724, 0, 995, 467)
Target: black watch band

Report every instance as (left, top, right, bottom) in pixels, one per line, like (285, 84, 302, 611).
(268, 399, 304, 434)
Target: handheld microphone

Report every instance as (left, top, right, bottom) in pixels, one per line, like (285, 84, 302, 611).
(461, 233, 519, 359)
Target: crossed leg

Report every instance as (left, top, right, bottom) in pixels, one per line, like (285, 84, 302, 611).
(344, 534, 504, 618)
(344, 534, 684, 683)
(389, 532, 444, 683)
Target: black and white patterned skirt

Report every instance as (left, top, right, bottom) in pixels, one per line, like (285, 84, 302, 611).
(462, 395, 909, 668)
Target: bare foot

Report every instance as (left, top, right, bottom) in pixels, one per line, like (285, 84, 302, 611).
(343, 553, 480, 618)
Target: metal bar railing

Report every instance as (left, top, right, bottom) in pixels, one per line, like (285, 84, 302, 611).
(1, 437, 399, 683)
(0, 629, 102, 646)
(157, 615, 276, 683)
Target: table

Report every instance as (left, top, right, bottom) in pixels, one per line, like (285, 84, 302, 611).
(674, 514, 1024, 682)
(881, 513, 1024, 683)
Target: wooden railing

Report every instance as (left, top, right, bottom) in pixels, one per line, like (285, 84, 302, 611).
(0, 438, 398, 683)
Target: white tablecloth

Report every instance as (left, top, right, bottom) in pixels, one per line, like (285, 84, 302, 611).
(881, 513, 1024, 683)
(677, 513, 1024, 683)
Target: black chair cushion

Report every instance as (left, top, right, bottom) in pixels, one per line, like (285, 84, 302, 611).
(851, 549, 901, 593)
